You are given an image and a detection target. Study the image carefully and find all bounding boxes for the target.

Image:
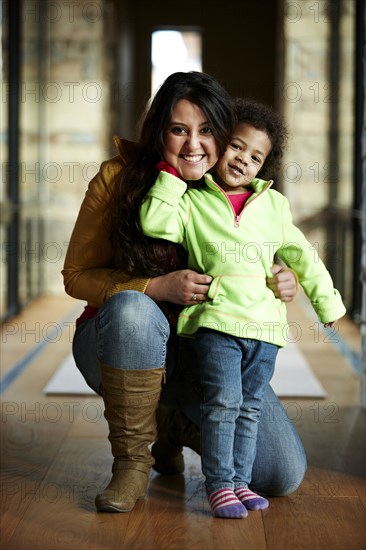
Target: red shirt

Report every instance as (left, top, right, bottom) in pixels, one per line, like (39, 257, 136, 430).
(227, 190, 253, 215)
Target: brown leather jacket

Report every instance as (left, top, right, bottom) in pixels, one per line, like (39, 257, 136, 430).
(62, 137, 151, 307)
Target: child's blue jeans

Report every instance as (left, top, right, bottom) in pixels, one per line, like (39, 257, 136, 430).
(194, 328, 278, 493)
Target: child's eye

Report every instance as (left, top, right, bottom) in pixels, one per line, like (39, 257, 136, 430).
(252, 156, 261, 164)
(230, 142, 241, 150)
(170, 126, 188, 135)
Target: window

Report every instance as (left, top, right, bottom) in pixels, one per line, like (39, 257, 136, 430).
(151, 29, 202, 96)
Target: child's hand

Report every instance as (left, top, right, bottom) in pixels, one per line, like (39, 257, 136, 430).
(267, 265, 297, 302)
(156, 161, 183, 180)
(324, 321, 337, 328)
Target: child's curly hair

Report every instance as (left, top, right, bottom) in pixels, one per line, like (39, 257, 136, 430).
(232, 98, 289, 180)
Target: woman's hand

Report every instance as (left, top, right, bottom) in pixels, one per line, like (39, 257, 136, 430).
(146, 269, 212, 305)
(267, 264, 297, 302)
(147, 264, 297, 305)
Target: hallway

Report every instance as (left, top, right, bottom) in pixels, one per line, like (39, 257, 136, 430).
(1, 0, 365, 548)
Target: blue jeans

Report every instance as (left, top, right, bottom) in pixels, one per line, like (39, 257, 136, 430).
(73, 291, 306, 496)
(194, 328, 278, 493)
(73, 291, 169, 388)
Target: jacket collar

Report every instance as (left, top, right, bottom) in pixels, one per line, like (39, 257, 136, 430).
(114, 136, 137, 165)
(204, 173, 273, 194)
(250, 177, 274, 193)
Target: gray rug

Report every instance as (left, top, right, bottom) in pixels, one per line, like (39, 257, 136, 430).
(43, 341, 326, 397)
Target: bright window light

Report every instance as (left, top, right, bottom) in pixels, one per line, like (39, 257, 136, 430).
(151, 30, 202, 96)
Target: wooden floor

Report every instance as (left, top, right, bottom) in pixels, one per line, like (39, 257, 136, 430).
(1, 294, 365, 550)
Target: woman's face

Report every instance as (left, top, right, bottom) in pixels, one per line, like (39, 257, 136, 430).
(163, 99, 220, 181)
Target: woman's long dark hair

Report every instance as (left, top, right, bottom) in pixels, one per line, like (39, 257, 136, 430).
(112, 71, 235, 276)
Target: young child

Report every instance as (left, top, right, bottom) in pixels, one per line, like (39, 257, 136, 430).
(140, 98, 346, 519)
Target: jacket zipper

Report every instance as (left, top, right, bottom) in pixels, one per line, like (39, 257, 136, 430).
(205, 176, 273, 228)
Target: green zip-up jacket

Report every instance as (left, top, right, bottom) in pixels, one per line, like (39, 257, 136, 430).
(140, 172, 346, 347)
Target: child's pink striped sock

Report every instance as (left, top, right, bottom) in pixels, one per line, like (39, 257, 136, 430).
(208, 488, 248, 518)
(234, 486, 269, 510)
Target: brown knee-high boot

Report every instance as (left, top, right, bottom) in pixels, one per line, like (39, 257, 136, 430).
(95, 364, 163, 512)
(151, 404, 201, 475)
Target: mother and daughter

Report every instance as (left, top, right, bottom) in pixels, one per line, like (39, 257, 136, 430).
(63, 71, 345, 518)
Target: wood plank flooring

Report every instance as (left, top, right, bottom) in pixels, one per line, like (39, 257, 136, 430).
(1, 295, 365, 550)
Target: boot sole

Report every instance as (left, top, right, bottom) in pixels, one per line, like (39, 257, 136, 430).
(96, 494, 145, 513)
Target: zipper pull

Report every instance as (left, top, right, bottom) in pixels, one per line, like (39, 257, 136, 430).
(234, 215, 240, 227)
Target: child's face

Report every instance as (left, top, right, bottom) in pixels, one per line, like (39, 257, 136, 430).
(215, 123, 272, 193)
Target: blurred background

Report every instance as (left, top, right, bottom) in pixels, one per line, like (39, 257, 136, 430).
(1, 3, 365, 547)
(1, 0, 364, 364)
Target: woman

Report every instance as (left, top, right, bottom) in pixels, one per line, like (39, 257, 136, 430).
(62, 71, 305, 514)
